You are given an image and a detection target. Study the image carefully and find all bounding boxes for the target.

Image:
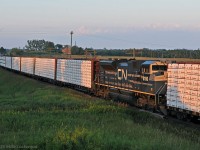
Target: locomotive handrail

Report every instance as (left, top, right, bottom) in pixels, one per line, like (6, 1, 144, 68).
(95, 83, 155, 96)
(155, 83, 166, 105)
(157, 83, 167, 104)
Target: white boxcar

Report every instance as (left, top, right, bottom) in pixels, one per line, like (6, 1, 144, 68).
(185, 74, 191, 80)
(168, 64, 178, 69)
(185, 69, 192, 74)
(177, 79, 185, 84)
(191, 64, 199, 70)
(178, 64, 185, 69)
(198, 98, 200, 113)
(21, 57, 35, 74)
(177, 73, 185, 79)
(191, 69, 199, 75)
(178, 68, 185, 74)
(5, 57, 12, 69)
(167, 63, 200, 114)
(12, 57, 20, 71)
(190, 75, 198, 81)
(0, 56, 6, 67)
(35, 58, 55, 79)
(56, 59, 92, 88)
(177, 101, 184, 109)
(191, 85, 198, 91)
(185, 64, 192, 70)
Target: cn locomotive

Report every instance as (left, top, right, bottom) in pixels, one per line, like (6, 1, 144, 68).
(0, 56, 199, 121)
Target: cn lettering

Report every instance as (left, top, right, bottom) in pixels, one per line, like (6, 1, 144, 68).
(118, 69, 127, 80)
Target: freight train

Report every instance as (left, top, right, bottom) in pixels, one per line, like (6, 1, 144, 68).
(0, 56, 199, 121)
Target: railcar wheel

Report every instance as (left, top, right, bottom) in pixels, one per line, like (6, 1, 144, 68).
(176, 112, 184, 120)
(191, 116, 199, 123)
(184, 115, 192, 122)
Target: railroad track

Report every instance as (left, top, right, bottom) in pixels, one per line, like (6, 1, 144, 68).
(166, 115, 200, 130)
(140, 108, 200, 130)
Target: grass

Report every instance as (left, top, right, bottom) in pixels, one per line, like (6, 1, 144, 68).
(0, 68, 200, 150)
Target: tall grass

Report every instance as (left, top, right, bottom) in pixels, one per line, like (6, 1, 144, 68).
(0, 68, 200, 149)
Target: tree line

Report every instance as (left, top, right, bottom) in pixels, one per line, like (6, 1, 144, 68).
(1, 39, 200, 59)
(96, 48, 200, 59)
(0, 47, 6, 55)
(0, 39, 85, 56)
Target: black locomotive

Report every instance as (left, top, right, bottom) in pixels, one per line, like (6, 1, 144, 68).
(94, 59, 167, 111)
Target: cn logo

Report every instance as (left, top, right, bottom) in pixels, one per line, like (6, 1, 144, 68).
(118, 69, 127, 80)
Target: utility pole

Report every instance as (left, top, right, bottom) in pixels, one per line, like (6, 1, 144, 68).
(70, 31, 73, 58)
(70, 31, 73, 47)
(133, 49, 135, 58)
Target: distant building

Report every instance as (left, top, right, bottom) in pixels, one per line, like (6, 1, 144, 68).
(62, 45, 71, 55)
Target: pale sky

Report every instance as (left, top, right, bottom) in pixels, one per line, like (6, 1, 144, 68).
(0, 0, 200, 49)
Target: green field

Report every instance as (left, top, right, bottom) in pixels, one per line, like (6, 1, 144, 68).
(0, 68, 200, 150)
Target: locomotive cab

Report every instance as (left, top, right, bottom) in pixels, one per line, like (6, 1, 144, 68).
(140, 61, 167, 100)
(141, 61, 167, 82)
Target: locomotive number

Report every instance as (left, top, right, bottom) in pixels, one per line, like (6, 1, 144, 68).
(142, 76, 149, 81)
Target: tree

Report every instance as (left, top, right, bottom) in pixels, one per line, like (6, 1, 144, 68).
(71, 46, 84, 55)
(10, 48, 23, 56)
(0, 47, 6, 54)
(55, 44, 63, 51)
(45, 41, 55, 51)
(25, 39, 45, 51)
(25, 39, 55, 51)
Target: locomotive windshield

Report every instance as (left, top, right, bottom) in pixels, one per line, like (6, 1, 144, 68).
(152, 65, 167, 71)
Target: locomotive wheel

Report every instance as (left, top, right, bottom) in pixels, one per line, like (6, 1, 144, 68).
(176, 112, 189, 121)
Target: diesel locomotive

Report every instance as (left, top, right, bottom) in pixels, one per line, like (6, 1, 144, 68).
(94, 59, 168, 112)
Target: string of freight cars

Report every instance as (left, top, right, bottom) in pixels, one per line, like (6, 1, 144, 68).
(0, 56, 200, 123)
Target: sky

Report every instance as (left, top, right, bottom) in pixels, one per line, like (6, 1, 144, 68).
(0, 0, 200, 49)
